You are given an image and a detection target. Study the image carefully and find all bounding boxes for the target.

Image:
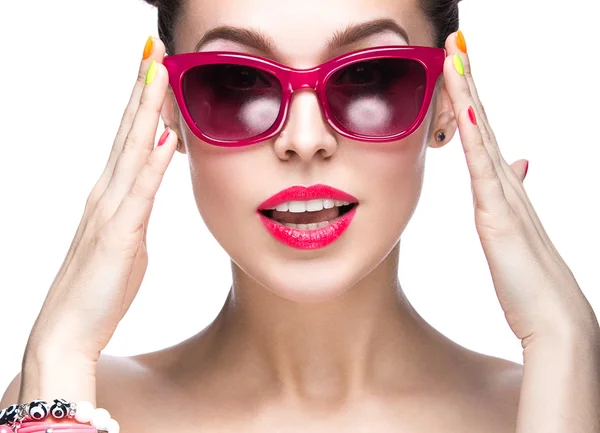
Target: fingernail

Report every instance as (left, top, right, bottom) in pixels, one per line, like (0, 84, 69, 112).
(453, 54, 465, 76)
(142, 36, 154, 60)
(468, 106, 477, 125)
(524, 160, 529, 178)
(157, 128, 170, 146)
(456, 30, 467, 54)
(145, 60, 158, 85)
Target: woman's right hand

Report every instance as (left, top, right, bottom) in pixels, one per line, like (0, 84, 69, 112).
(21, 37, 177, 395)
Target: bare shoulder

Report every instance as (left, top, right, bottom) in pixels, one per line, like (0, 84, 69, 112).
(483, 353, 523, 404)
(0, 354, 155, 410)
(463, 352, 524, 433)
(95, 353, 165, 414)
(95, 351, 189, 433)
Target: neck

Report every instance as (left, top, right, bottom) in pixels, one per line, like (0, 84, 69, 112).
(190, 243, 453, 403)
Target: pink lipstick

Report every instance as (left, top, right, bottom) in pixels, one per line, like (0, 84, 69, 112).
(257, 184, 358, 250)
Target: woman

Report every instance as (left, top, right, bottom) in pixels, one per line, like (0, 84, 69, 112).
(1, 0, 598, 431)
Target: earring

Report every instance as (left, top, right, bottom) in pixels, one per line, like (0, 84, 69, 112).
(435, 130, 446, 142)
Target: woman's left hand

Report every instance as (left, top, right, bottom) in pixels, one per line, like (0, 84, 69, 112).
(443, 31, 598, 344)
(443, 31, 600, 433)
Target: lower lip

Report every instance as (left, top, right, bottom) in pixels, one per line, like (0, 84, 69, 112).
(258, 206, 357, 250)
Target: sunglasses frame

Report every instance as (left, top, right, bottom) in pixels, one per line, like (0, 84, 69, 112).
(163, 45, 447, 147)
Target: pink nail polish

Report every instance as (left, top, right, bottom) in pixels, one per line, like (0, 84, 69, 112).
(524, 160, 529, 178)
(468, 106, 477, 125)
(157, 128, 170, 146)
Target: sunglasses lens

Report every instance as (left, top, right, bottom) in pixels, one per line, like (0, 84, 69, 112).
(326, 58, 427, 137)
(182, 64, 282, 142)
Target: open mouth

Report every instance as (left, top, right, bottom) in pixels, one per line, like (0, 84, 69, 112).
(259, 199, 358, 230)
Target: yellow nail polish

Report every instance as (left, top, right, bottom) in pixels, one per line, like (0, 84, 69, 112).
(142, 36, 154, 60)
(453, 53, 465, 76)
(456, 30, 467, 53)
(146, 60, 158, 85)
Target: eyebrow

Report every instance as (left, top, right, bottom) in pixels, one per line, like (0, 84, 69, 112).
(193, 18, 410, 55)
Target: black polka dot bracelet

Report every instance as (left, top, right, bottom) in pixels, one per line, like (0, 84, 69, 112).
(0, 400, 118, 433)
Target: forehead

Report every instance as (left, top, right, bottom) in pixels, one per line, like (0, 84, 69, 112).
(175, 0, 432, 64)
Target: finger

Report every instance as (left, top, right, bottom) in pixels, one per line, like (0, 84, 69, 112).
(446, 33, 518, 185)
(449, 32, 495, 140)
(446, 33, 559, 253)
(53, 40, 167, 289)
(450, 35, 532, 193)
(143, 202, 153, 246)
(454, 105, 510, 217)
(510, 159, 529, 183)
(101, 60, 170, 209)
(448, 33, 527, 198)
(443, 41, 520, 216)
(444, 52, 506, 172)
(109, 128, 178, 236)
(98, 37, 167, 190)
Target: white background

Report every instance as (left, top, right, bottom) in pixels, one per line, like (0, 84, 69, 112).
(0, 0, 599, 394)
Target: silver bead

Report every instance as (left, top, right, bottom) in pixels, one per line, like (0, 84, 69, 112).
(68, 402, 77, 418)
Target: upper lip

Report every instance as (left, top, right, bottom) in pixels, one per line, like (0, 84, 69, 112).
(258, 184, 358, 210)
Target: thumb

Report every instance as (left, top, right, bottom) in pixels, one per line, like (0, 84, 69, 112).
(510, 159, 529, 183)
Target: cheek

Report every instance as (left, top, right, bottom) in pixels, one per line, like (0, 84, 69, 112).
(358, 134, 427, 201)
(185, 138, 269, 246)
(188, 146, 251, 217)
(354, 133, 428, 248)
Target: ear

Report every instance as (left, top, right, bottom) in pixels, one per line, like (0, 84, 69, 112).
(161, 88, 187, 154)
(427, 77, 458, 149)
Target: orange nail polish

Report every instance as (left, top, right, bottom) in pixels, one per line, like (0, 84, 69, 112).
(456, 30, 467, 54)
(142, 36, 154, 60)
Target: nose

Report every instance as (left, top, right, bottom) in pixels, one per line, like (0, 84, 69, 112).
(273, 89, 338, 162)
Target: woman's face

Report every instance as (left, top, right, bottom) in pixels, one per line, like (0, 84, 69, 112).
(164, 0, 454, 301)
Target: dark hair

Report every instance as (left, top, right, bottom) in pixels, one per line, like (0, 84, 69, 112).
(144, 0, 461, 55)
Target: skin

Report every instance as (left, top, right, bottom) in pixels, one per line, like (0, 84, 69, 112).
(157, 0, 522, 429)
(126, 0, 523, 430)
(3, 0, 598, 431)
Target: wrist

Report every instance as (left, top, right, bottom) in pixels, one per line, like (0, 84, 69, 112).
(20, 350, 97, 405)
(25, 311, 103, 364)
(522, 306, 600, 353)
(526, 293, 600, 345)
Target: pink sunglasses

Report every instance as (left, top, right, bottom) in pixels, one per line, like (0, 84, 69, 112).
(163, 45, 446, 147)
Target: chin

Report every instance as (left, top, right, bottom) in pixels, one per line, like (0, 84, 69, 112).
(244, 260, 367, 303)
(231, 230, 398, 303)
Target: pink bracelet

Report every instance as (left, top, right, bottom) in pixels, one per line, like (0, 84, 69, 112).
(15, 422, 101, 433)
(0, 401, 118, 433)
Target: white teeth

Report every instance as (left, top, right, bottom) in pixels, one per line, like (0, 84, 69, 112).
(306, 199, 324, 212)
(275, 202, 289, 211)
(282, 220, 332, 230)
(288, 201, 307, 213)
(270, 199, 353, 212)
